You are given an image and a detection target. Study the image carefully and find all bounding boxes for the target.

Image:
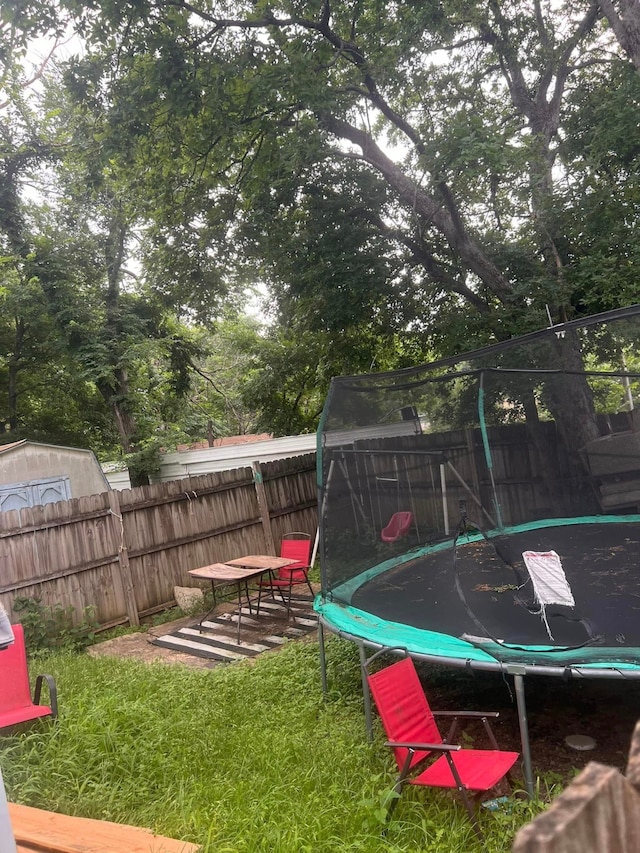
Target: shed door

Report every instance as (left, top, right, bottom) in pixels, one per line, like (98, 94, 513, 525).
(0, 476, 71, 511)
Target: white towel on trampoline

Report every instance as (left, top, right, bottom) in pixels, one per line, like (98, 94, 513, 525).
(522, 550, 575, 640)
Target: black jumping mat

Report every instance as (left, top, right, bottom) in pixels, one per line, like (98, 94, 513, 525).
(352, 521, 640, 652)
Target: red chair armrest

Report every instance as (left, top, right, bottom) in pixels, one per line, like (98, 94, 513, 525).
(433, 710, 500, 719)
(433, 711, 502, 749)
(385, 741, 461, 752)
(386, 741, 463, 781)
(34, 674, 58, 719)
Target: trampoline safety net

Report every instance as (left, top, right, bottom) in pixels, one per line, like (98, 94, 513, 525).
(316, 305, 640, 668)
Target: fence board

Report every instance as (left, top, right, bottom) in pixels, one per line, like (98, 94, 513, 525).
(513, 721, 640, 852)
(0, 455, 317, 629)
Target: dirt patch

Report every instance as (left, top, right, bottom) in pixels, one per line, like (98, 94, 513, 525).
(413, 661, 640, 781)
(87, 598, 317, 669)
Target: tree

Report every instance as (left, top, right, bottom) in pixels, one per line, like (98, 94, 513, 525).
(0, 46, 226, 473)
(166, 318, 266, 439)
(0, 33, 113, 446)
(53, 0, 638, 446)
(6, 1, 640, 453)
(559, 60, 640, 314)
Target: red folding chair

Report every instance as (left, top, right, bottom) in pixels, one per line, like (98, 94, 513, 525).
(367, 657, 518, 837)
(258, 532, 314, 618)
(0, 624, 57, 729)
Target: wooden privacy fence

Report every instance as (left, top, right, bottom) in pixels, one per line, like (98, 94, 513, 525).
(0, 454, 317, 631)
(513, 720, 640, 852)
(329, 420, 596, 543)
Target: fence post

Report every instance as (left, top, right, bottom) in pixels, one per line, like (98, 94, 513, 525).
(252, 461, 275, 554)
(107, 490, 140, 627)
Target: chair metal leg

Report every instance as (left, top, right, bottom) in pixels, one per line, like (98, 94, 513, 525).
(261, 573, 286, 608)
(444, 753, 484, 840)
(387, 754, 412, 820)
(386, 781, 405, 820)
(456, 788, 483, 840)
(269, 575, 288, 607)
(286, 580, 294, 619)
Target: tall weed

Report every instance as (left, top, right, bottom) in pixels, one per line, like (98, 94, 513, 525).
(0, 638, 555, 852)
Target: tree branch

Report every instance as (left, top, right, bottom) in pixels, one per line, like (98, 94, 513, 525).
(318, 112, 514, 304)
(598, 0, 640, 70)
(369, 216, 492, 314)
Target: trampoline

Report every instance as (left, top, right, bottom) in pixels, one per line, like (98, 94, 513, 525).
(314, 304, 640, 795)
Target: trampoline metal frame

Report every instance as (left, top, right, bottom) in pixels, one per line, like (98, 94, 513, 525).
(317, 616, 640, 800)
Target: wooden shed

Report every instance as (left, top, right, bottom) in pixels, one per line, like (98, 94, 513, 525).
(0, 441, 110, 511)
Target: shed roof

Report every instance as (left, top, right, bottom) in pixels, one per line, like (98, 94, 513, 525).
(0, 440, 97, 456)
(0, 440, 27, 454)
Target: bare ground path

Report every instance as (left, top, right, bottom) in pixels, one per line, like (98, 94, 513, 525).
(87, 593, 319, 669)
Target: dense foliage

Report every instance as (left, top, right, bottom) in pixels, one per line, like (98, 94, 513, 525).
(1, 1, 639, 474)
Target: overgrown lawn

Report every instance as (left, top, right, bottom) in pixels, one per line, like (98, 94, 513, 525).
(0, 639, 553, 852)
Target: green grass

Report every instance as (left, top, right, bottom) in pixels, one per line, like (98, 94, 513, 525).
(1, 639, 556, 852)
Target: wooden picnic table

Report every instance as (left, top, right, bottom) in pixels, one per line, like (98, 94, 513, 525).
(188, 556, 296, 643)
(224, 555, 298, 571)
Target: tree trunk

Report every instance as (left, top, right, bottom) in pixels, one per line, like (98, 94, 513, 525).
(100, 209, 151, 486)
(7, 318, 25, 432)
(97, 368, 151, 488)
(540, 330, 601, 480)
(522, 390, 592, 515)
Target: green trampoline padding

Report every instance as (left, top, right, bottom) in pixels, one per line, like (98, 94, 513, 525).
(316, 515, 640, 671)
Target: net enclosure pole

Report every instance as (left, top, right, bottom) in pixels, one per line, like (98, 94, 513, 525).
(440, 464, 450, 535)
(310, 527, 320, 573)
(477, 371, 504, 530)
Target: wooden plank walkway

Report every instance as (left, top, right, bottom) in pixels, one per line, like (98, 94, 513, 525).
(150, 595, 318, 661)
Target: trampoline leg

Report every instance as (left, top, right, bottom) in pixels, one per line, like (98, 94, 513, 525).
(513, 673, 535, 800)
(359, 644, 374, 743)
(318, 621, 328, 697)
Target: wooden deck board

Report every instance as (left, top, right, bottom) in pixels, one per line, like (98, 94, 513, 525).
(9, 803, 199, 853)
